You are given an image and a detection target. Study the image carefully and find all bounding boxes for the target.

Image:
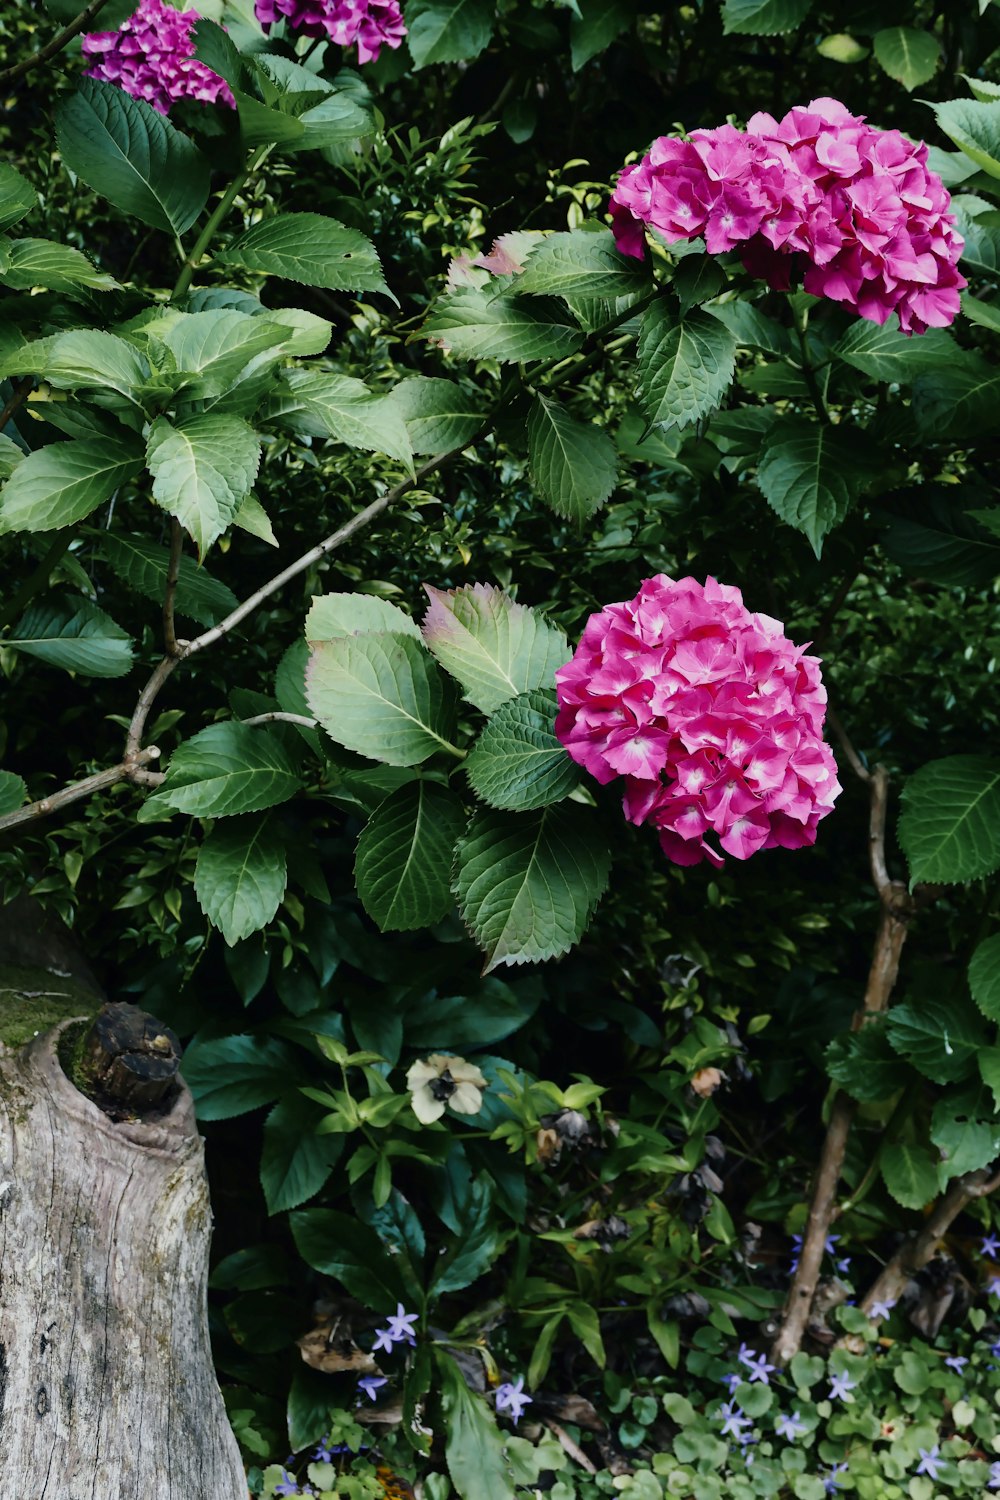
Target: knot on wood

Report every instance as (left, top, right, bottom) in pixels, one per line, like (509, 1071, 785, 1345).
(78, 1003, 182, 1120)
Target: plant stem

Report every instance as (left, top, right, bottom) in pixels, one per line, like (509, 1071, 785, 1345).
(162, 518, 184, 658)
(0, 378, 32, 435)
(0, 749, 161, 836)
(793, 301, 830, 426)
(0, 0, 114, 86)
(171, 144, 272, 301)
(240, 712, 318, 730)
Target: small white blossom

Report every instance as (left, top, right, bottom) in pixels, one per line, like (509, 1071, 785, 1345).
(406, 1054, 487, 1124)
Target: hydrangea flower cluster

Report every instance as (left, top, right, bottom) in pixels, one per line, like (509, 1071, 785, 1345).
(554, 575, 841, 868)
(253, 0, 406, 64)
(610, 97, 965, 335)
(82, 0, 234, 115)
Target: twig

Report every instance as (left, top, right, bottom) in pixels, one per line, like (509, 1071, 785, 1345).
(0, 749, 161, 836)
(0, 378, 32, 434)
(124, 656, 180, 786)
(542, 1420, 598, 1475)
(770, 765, 912, 1366)
(171, 143, 273, 301)
(240, 712, 318, 729)
(0, 0, 114, 86)
(826, 706, 871, 786)
(162, 518, 184, 658)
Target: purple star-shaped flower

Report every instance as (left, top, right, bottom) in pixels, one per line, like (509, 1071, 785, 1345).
(868, 1297, 896, 1319)
(823, 1462, 847, 1495)
(835, 1256, 851, 1275)
(828, 1371, 857, 1402)
(358, 1375, 388, 1402)
(717, 1401, 751, 1438)
(744, 1352, 775, 1385)
(274, 1472, 301, 1497)
(982, 1233, 1000, 1259)
(989, 1459, 1000, 1489)
(944, 1355, 968, 1373)
(495, 1376, 532, 1424)
(372, 1303, 418, 1352)
(775, 1410, 806, 1440)
(916, 1446, 941, 1479)
(721, 1371, 742, 1393)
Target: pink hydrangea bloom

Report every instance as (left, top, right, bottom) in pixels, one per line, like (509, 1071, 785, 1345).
(610, 98, 965, 335)
(555, 576, 841, 868)
(254, 0, 406, 64)
(82, 0, 234, 115)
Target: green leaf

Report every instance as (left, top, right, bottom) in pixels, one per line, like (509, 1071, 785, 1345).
(217, 212, 389, 295)
(898, 756, 1000, 885)
(431, 1177, 503, 1294)
(146, 413, 261, 555)
(0, 330, 148, 402)
(388, 376, 484, 456)
(231, 492, 277, 546)
(755, 418, 870, 557)
(142, 722, 303, 820)
(834, 321, 958, 382)
(969, 934, 1000, 1022)
(0, 161, 38, 231)
(637, 303, 737, 431)
(453, 804, 611, 972)
(465, 689, 579, 811)
(194, 814, 289, 945)
(886, 991, 987, 1084)
(96, 531, 239, 627)
(437, 1350, 516, 1500)
(825, 1024, 910, 1101)
(708, 301, 792, 357)
(527, 395, 618, 522)
(566, 1301, 606, 1368)
(406, 0, 494, 66)
(261, 1095, 342, 1215)
(932, 1083, 1000, 1180)
(672, 254, 726, 315)
(306, 591, 421, 641)
(403, 977, 541, 1050)
(289, 1207, 405, 1307)
(0, 436, 143, 533)
(880, 490, 1000, 588)
(517, 228, 649, 300)
(190, 17, 245, 88)
(880, 1141, 938, 1209)
(816, 33, 869, 64)
(932, 98, 1000, 180)
(962, 293, 1000, 333)
(151, 308, 302, 400)
(55, 79, 209, 235)
(422, 287, 584, 364)
(952, 197, 1000, 277)
(722, 0, 812, 35)
(181, 1033, 297, 1119)
(421, 582, 570, 714)
(872, 27, 940, 91)
(0, 239, 119, 295)
(979, 1047, 1000, 1111)
(570, 0, 634, 70)
(911, 356, 1000, 441)
(0, 770, 27, 816)
(0, 434, 24, 479)
(270, 370, 413, 468)
(306, 632, 459, 765)
(355, 781, 465, 931)
(7, 598, 133, 677)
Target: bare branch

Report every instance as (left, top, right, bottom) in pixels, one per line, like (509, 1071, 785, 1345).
(124, 656, 180, 784)
(826, 706, 871, 785)
(162, 518, 184, 659)
(0, 0, 115, 86)
(0, 749, 161, 836)
(240, 712, 318, 729)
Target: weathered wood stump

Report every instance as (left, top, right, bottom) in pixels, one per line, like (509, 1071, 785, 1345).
(0, 985, 246, 1498)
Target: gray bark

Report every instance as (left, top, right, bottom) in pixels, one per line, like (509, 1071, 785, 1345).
(0, 1017, 246, 1499)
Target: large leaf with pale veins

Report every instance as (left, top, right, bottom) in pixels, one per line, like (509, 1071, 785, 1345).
(355, 781, 465, 930)
(834, 321, 958, 383)
(268, 370, 413, 468)
(387, 377, 485, 457)
(7, 599, 133, 677)
(464, 689, 580, 811)
(194, 813, 289, 945)
(437, 1351, 516, 1500)
(453, 804, 611, 971)
(146, 414, 261, 555)
(637, 302, 736, 430)
(517, 229, 650, 300)
(0, 436, 143, 533)
(306, 632, 459, 766)
(140, 722, 303, 820)
(527, 395, 617, 522)
(422, 287, 584, 365)
(898, 755, 1000, 885)
(970, 934, 1000, 1023)
(755, 418, 870, 556)
(55, 79, 209, 234)
(217, 213, 389, 296)
(406, 0, 494, 67)
(0, 239, 119, 296)
(722, 0, 812, 34)
(97, 532, 238, 627)
(422, 583, 569, 714)
(306, 592, 421, 641)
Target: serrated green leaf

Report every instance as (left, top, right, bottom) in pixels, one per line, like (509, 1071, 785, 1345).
(898, 755, 1000, 885)
(7, 598, 133, 677)
(0, 161, 38, 231)
(755, 418, 870, 556)
(147, 413, 261, 555)
(931, 1084, 1000, 1180)
(637, 303, 736, 430)
(0, 239, 119, 296)
(0, 329, 149, 402)
(261, 1096, 342, 1215)
(194, 813, 289, 945)
(182, 1033, 297, 1119)
(911, 356, 1000, 441)
(217, 212, 389, 295)
(570, 0, 634, 70)
(962, 293, 1000, 333)
(0, 436, 143, 533)
(289, 1207, 405, 1307)
(880, 1142, 938, 1210)
(825, 1025, 910, 1101)
(873, 27, 940, 91)
(722, 0, 812, 35)
(453, 804, 610, 972)
(886, 991, 987, 1083)
(969, 933, 1000, 1021)
(387, 376, 485, 456)
(151, 308, 302, 400)
(141, 722, 303, 820)
(465, 689, 579, 811)
(952, 196, 1000, 277)
(406, 0, 495, 67)
(979, 1047, 1000, 1111)
(834, 321, 958, 382)
(355, 781, 464, 931)
(268, 370, 413, 468)
(437, 1350, 516, 1500)
(527, 395, 617, 522)
(880, 489, 1000, 588)
(517, 228, 649, 300)
(421, 582, 569, 714)
(306, 591, 421, 641)
(422, 287, 584, 364)
(55, 79, 209, 234)
(96, 531, 239, 627)
(306, 631, 459, 765)
(232, 492, 278, 546)
(0, 434, 23, 480)
(0, 769, 27, 816)
(933, 97, 1000, 180)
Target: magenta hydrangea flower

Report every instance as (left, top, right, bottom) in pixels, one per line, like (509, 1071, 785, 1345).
(555, 576, 841, 868)
(610, 98, 965, 335)
(254, 0, 406, 64)
(82, 0, 234, 115)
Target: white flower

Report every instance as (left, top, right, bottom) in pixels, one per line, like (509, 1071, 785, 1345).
(406, 1054, 487, 1124)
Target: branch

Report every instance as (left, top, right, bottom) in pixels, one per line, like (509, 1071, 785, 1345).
(124, 655, 180, 786)
(826, 706, 871, 786)
(240, 712, 318, 729)
(162, 518, 184, 658)
(0, 0, 114, 86)
(0, 749, 161, 835)
(0, 378, 32, 434)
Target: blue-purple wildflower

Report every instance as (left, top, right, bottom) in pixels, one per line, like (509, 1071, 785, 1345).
(495, 1376, 532, 1424)
(916, 1446, 941, 1479)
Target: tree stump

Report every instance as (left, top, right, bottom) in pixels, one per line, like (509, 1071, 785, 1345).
(0, 998, 246, 1498)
